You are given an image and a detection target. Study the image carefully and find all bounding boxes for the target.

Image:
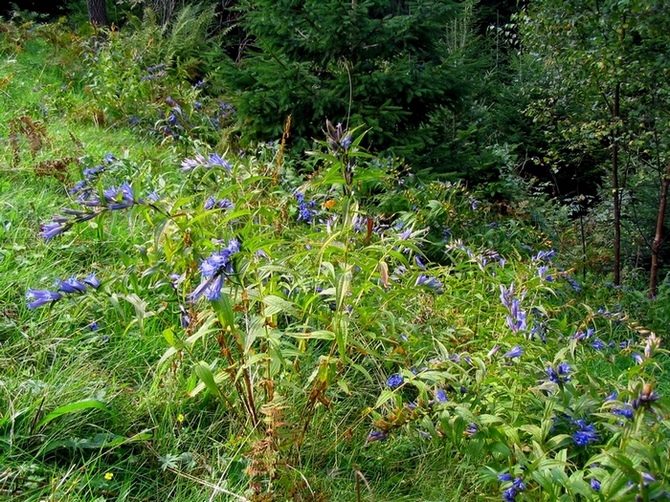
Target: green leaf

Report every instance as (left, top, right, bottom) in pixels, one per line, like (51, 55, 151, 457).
(193, 361, 222, 398)
(37, 399, 113, 429)
(262, 294, 297, 317)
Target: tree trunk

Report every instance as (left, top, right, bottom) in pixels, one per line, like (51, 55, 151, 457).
(612, 82, 621, 285)
(649, 162, 670, 298)
(87, 0, 109, 26)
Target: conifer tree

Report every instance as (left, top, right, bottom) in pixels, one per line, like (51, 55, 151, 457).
(218, 0, 472, 167)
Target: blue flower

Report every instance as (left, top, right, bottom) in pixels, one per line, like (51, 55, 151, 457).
(208, 153, 231, 170)
(512, 478, 526, 491)
(590, 478, 601, 491)
(434, 388, 448, 403)
(386, 374, 404, 389)
(499, 284, 515, 310)
(498, 473, 513, 482)
(366, 430, 388, 443)
(464, 423, 478, 437)
(502, 487, 517, 502)
(591, 339, 605, 350)
(204, 196, 217, 210)
(295, 190, 316, 223)
(89, 322, 99, 331)
(103, 182, 135, 210)
(546, 362, 571, 384)
(566, 276, 581, 292)
(612, 408, 634, 420)
(506, 299, 527, 333)
(415, 275, 445, 294)
(632, 353, 644, 364)
(83, 273, 101, 289)
(188, 240, 239, 302)
(557, 362, 571, 375)
(39, 220, 69, 240)
(572, 421, 599, 447)
(58, 276, 87, 294)
(538, 265, 554, 282)
(503, 345, 523, 358)
(26, 289, 62, 309)
(532, 249, 555, 262)
(340, 134, 353, 149)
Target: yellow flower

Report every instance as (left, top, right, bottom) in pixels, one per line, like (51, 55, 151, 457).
(177, 413, 185, 423)
(104, 472, 114, 481)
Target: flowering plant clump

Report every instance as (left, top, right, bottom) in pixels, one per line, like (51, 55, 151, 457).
(188, 239, 240, 302)
(26, 273, 101, 309)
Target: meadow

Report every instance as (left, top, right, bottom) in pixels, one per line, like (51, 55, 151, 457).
(0, 11, 669, 502)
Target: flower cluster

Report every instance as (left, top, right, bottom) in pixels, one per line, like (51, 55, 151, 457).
(294, 190, 316, 223)
(500, 284, 527, 333)
(415, 274, 445, 294)
(498, 474, 526, 502)
(448, 241, 506, 271)
(572, 419, 599, 447)
(546, 361, 571, 384)
(325, 119, 352, 151)
(39, 181, 159, 240)
(204, 196, 234, 211)
(26, 273, 100, 309)
(141, 63, 167, 81)
(181, 153, 231, 172)
(386, 373, 404, 389)
(188, 239, 240, 302)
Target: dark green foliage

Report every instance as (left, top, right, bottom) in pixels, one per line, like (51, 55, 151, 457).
(213, 0, 475, 170)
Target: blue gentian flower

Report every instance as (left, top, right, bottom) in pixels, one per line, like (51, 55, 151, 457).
(591, 339, 606, 350)
(546, 362, 570, 384)
(506, 299, 527, 333)
(208, 153, 231, 170)
(498, 473, 513, 482)
(58, 276, 87, 294)
(502, 487, 517, 502)
(366, 430, 388, 442)
(188, 239, 239, 302)
(295, 190, 316, 223)
(26, 289, 62, 309)
(415, 275, 445, 294)
(83, 273, 101, 289)
(104, 182, 135, 210)
(499, 284, 515, 310)
(566, 276, 581, 291)
(503, 345, 523, 358)
(434, 388, 448, 403)
(538, 265, 554, 282)
(39, 220, 69, 240)
(464, 423, 478, 437)
(632, 353, 644, 364)
(386, 374, 404, 389)
(572, 421, 599, 447)
(590, 478, 601, 491)
(612, 408, 634, 419)
(641, 473, 656, 485)
(204, 196, 217, 210)
(532, 249, 555, 262)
